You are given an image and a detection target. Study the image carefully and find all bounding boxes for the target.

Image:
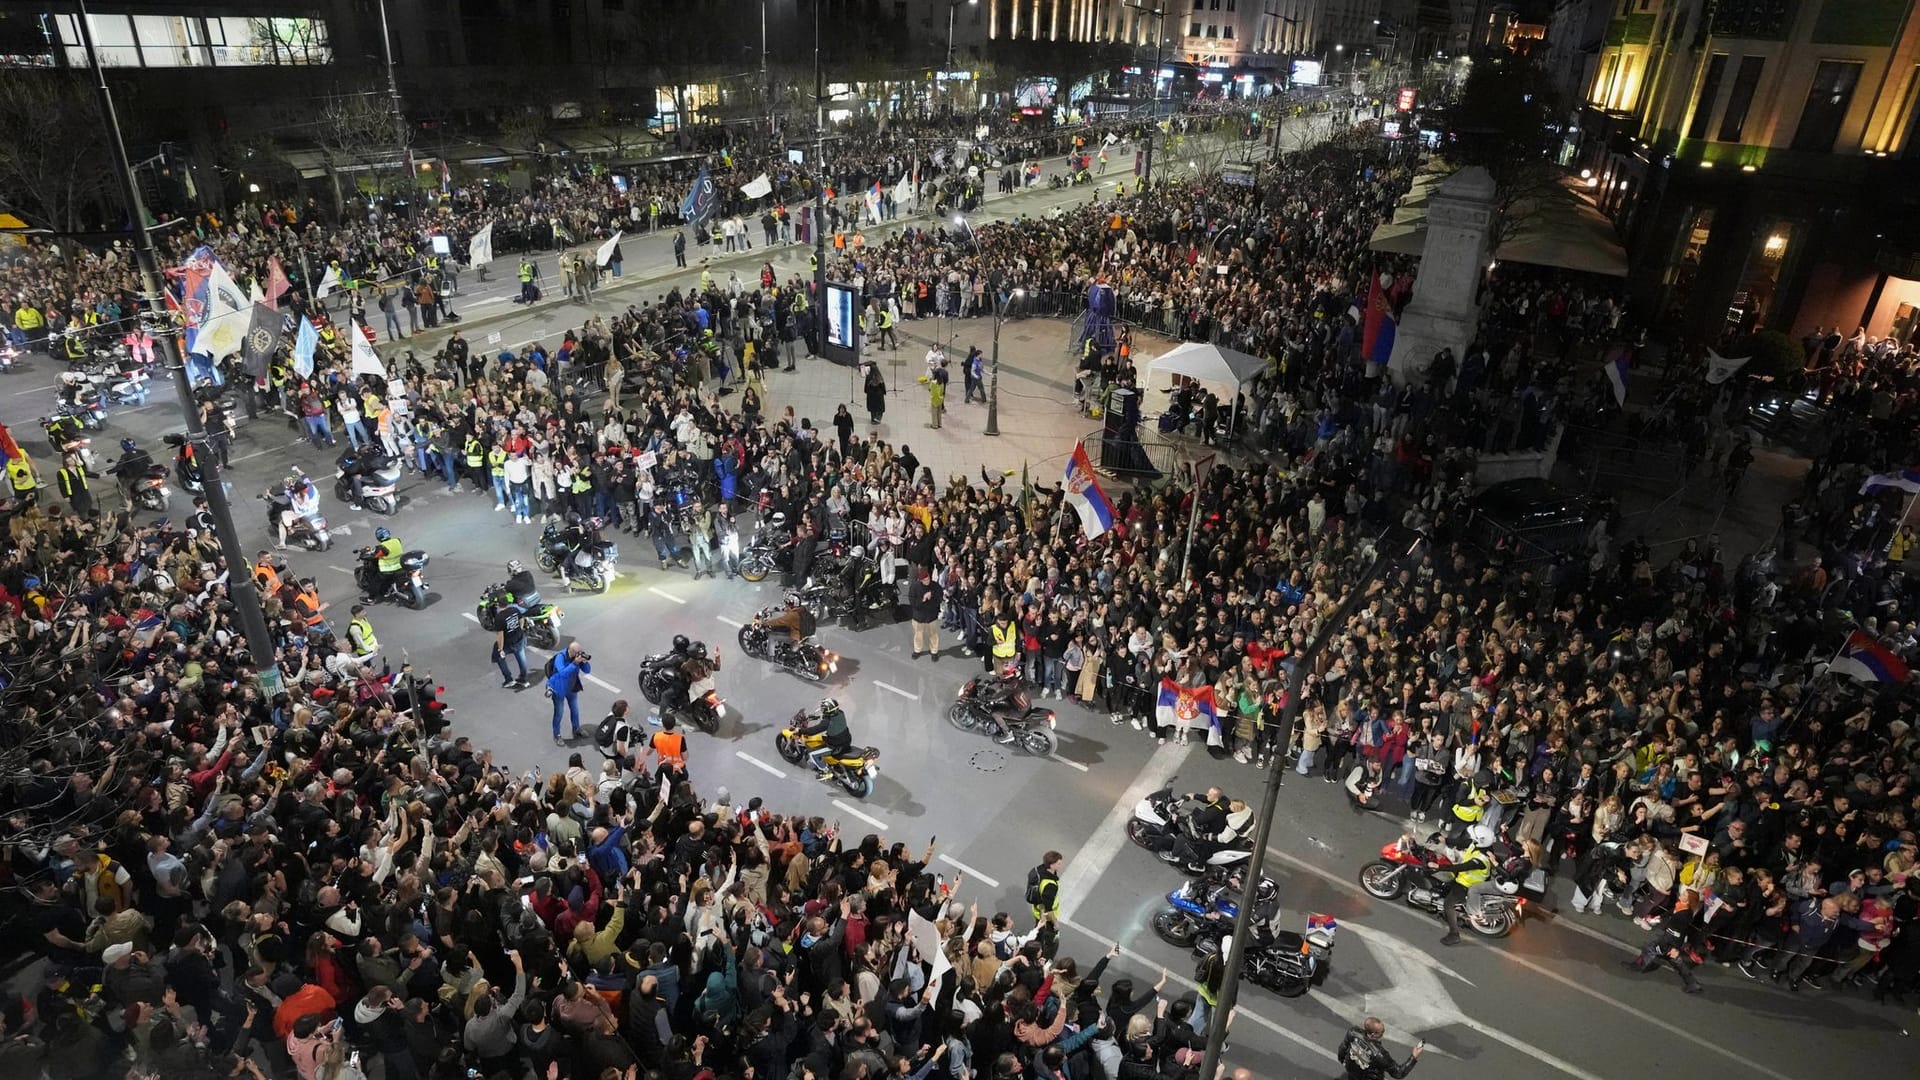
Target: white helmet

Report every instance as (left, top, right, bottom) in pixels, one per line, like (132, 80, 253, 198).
(1466, 824, 1496, 849)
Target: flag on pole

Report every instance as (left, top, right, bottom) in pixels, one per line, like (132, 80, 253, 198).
(1704, 348, 1749, 385)
(680, 166, 718, 226)
(191, 259, 251, 360)
(893, 172, 913, 206)
(0, 420, 23, 461)
(176, 245, 217, 327)
(1361, 271, 1397, 366)
(317, 264, 343, 299)
(740, 173, 773, 200)
(595, 230, 624, 268)
(241, 305, 284, 378)
(1062, 441, 1116, 539)
(1604, 344, 1630, 406)
(351, 328, 386, 378)
(264, 256, 292, 310)
(468, 223, 495, 268)
(292, 316, 318, 378)
(1859, 466, 1920, 495)
(1156, 678, 1222, 745)
(1829, 630, 1911, 684)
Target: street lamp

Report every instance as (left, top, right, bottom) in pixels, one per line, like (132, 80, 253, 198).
(1125, 1, 1168, 187)
(986, 286, 1025, 437)
(1197, 525, 1428, 1080)
(942, 0, 978, 118)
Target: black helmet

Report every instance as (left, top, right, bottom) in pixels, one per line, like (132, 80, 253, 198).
(672, 634, 691, 653)
(689, 642, 708, 660)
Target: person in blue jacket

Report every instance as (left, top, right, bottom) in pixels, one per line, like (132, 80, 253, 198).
(547, 641, 592, 744)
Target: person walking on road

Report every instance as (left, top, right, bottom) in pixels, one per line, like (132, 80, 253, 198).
(1026, 850, 1063, 922)
(1337, 1016, 1423, 1079)
(673, 230, 687, 268)
(910, 565, 942, 660)
(547, 641, 592, 745)
(924, 362, 947, 429)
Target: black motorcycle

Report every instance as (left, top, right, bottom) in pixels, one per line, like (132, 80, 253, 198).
(635, 651, 721, 734)
(947, 672, 1058, 756)
(798, 556, 895, 631)
(537, 521, 619, 593)
(737, 606, 837, 682)
(354, 545, 430, 609)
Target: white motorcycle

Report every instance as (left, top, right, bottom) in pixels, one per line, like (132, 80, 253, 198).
(1125, 785, 1254, 875)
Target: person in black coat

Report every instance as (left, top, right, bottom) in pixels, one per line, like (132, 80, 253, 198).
(1624, 893, 1704, 993)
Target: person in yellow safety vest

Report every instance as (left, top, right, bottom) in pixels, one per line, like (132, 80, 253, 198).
(488, 446, 509, 510)
(6, 453, 38, 506)
(517, 259, 536, 303)
(808, 252, 818, 274)
(875, 307, 896, 351)
(989, 612, 1018, 670)
(462, 435, 484, 491)
(56, 455, 95, 518)
(1439, 824, 1507, 946)
(62, 330, 86, 362)
(700, 268, 714, 292)
(13, 303, 44, 332)
(347, 603, 379, 658)
(1444, 780, 1489, 847)
(371, 526, 405, 596)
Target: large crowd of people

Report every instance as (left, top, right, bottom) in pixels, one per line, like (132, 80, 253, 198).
(4, 89, 1920, 1080)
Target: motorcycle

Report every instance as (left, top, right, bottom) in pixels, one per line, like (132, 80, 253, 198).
(1124, 786, 1254, 875)
(739, 513, 854, 584)
(123, 463, 171, 513)
(634, 653, 723, 734)
(775, 713, 878, 799)
(737, 606, 837, 682)
(797, 556, 896, 630)
(947, 672, 1059, 756)
(1357, 833, 1527, 939)
(0, 341, 17, 373)
(355, 545, 431, 610)
(336, 449, 403, 515)
(261, 491, 332, 552)
(68, 362, 148, 406)
(40, 415, 96, 471)
(1151, 868, 1272, 949)
(475, 582, 563, 651)
(537, 520, 619, 593)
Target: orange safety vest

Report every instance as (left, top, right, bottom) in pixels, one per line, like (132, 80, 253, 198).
(294, 586, 325, 626)
(651, 731, 686, 768)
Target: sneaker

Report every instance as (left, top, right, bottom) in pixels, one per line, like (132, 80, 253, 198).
(1130, 719, 1145, 731)
(501, 677, 516, 688)
(1233, 750, 1250, 764)
(1111, 713, 1123, 725)
(1439, 933, 1461, 947)
(495, 504, 506, 512)
(1738, 962, 1761, 980)
(994, 731, 1016, 745)
(930, 651, 939, 663)
(1803, 976, 1824, 991)
(553, 735, 563, 745)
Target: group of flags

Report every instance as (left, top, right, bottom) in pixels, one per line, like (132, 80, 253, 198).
(171, 244, 384, 383)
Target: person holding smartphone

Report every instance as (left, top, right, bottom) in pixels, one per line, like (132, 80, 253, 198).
(1336, 1015, 1423, 1079)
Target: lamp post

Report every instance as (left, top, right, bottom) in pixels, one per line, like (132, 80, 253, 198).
(375, 0, 416, 211)
(761, 0, 772, 137)
(1126, 1, 1167, 188)
(985, 286, 1024, 437)
(942, 0, 978, 118)
(70, 0, 280, 696)
(813, 0, 827, 357)
(1196, 525, 1428, 1080)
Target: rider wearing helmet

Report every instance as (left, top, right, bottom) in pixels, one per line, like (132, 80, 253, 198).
(504, 558, 542, 613)
(799, 697, 853, 777)
(371, 526, 405, 596)
(756, 591, 814, 643)
(1438, 823, 1503, 947)
(279, 471, 321, 548)
(110, 438, 153, 494)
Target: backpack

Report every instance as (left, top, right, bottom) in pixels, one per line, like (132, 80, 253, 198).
(596, 713, 623, 754)
(796, 607, 818, 637)
(1024, 867, 1048, 907)
(993, 935, 1017, 961)
(544, 654, 558, 679)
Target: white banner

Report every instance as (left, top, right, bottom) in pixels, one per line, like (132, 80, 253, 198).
(595, 230, 623, 268)
(316, 265, 342, 299)
(351, 330, 387, 378)
(893, 172, 913, 206)
(907, 910, 953, 981)
(740, 173, 772, 200)
(468, 222, 494, 267)
(1704, 348, 1750, 385)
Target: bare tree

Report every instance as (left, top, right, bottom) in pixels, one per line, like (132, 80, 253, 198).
(304, 84, 400, 218)
(245, 16, 332, 66)
(0, 72, 118, 233)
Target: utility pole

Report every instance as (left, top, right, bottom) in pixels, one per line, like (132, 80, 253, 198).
(375, 0, 417, 210)
(813, 0, 828, 358)
(1126, 2, 1168, 189)
(70, 0, 280, 698)
(762, 0, 773, 137)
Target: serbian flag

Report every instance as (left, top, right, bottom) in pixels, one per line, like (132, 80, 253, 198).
(1604, 344, 1630, 406)
(1156, 679, 1222, 746)
(1062, 441, 1115, 538)
(1859, 466, 1920, 495)
(1360, 271, 1397, 366)
(1830, 631, 1910, 684)
(1306, 913, 1338, 934)
(0, 420, 23, 461)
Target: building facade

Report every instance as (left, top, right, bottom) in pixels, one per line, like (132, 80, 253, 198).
(1573, 0, 1920, 343)
(981, 0, 1312, 71)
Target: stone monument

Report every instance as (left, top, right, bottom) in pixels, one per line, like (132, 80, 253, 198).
(1387, 166, 1498, 384)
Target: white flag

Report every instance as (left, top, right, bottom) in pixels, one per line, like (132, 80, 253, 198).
(468, 223, 494, 267)
(1704, 348, 1750, 385)
(193, 260, 251, 359)
(893, 172, 913, 206)
(595, 230, 623, 268)
(317, 264, 342, 299)
(740, 173, 772, 200)
(351, 329, 387, 378)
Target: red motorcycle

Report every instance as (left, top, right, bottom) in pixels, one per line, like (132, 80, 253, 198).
(1357, 832, 1526, 939)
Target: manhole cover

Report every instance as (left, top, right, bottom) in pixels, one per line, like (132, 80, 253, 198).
(969, 749, 1009, 772)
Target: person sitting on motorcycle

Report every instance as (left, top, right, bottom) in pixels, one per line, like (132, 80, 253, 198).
(756, 592, 814, 650)
(370, 526, 405, 597)
(1182, 787, 1233, 839)
(973, 659, 1030, 743)
(339, 446, 388, 506)
(1439, 824, 1507, 947)
(110, 438, 153, 495)
(279, 472, 320, 548)
(174, 440, 204, 494)
(503, 559, 543, 615)
(799, 697, 853, 777)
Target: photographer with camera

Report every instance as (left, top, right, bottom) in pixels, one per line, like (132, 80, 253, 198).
(545, 641, 593, 745)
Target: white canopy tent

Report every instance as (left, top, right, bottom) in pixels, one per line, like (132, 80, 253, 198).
(1146, 341, 1269, 435)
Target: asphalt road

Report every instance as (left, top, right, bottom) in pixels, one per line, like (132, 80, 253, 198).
(5, 114, 1903, 1077)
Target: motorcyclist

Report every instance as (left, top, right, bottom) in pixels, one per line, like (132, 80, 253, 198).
(173, 439, 204, 493)
(369, 526, 405, 598)
(1173, 789, 1252, 869)
(110, 438, 153, 496)
(968, 659, 1031, 743)
(555, 514, 607, 584)
(338, 445, 390, 506)
(279, 472, 320, 548)
(798, 697, 853, 777)
(503, 559, 543, 614)
(1438, 824, 1507, 947)
(755, 591, 815, 653)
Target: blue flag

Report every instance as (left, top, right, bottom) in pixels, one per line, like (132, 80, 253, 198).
(292, 316, 318, 378)
(680, 166, 718, 226)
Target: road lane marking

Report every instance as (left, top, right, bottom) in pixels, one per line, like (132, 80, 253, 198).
(734, 751, 786, 779)
(831, 799, 887, 830)
(1057, 915, 1338, 1064)
(12, 383, 58, 395)
(1259, 844, 1804, 1080)
(581, 672, 622, 695)
(716, 615, 744, 627)
(874, 681, 919, 700)
(1053, 754, 1091, 773)
(231, 438, 305, 463)
(937, 854, 1000, 889)
(328, 565, 353, 575)
(646, 586, 686, 604)
(1056, 741, 1184, 923)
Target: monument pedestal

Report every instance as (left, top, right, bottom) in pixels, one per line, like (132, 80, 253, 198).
(1387, 166, 1497, 384)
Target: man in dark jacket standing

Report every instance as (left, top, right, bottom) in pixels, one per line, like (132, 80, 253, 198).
(1337, 1016, 1423, 1079)
(911, 566, 943, 660)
